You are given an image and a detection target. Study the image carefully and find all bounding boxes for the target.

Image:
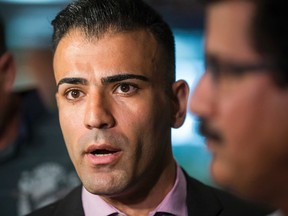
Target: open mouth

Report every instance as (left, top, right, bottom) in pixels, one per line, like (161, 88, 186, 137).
(85, 145, 122, 165)
(91, 149, 120, 156)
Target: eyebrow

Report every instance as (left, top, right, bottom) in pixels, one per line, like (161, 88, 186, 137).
(57, 74, 149, 91)
(101, 74, 149, 84)
(57, 77, 88, 91)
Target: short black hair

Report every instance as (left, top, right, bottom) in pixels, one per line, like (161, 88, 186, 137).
(252, 0, 288, 87)
(0, 17, 6, 56)
(51, 0, 175, 88)
(200, 0, 288, 88)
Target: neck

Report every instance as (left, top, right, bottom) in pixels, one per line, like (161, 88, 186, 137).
(103, 158, 177, 215)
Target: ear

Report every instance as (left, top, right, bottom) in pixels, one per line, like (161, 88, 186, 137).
(171, 79, 189, 128)
(0, 52, 16, 92)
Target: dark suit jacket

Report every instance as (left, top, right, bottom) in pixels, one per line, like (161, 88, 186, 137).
(26, 172, 271, 216)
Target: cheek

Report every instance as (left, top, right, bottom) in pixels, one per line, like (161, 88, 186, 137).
(219, 91, 258, 143)
(217, 83, 288, 173)
(209, 77, 288, 195)
(117, 94, 166, 130)
(218, 76, 273, 142)
(118, 97, 169, 154)
(116, 102, 155, 144)
(216, 85, 269, 169)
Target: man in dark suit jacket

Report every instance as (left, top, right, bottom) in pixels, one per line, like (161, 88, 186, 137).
(28, 172, 271, 216)
(28, 0, 271, 215)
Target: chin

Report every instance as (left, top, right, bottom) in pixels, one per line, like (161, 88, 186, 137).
(209, 158, 234, 189)
(211, 164, 265, 203)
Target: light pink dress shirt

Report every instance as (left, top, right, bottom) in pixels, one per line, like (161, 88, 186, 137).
(82, 163, 188, 216)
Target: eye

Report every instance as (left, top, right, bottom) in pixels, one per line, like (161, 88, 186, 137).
(205, 57, 222, 81)
(114, 83, 138, 95)
(206, 61, 220, 79)
(120, 84, 131, 92)
(65, 89, 85, 100)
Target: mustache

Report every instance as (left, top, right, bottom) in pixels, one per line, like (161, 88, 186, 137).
(198, 118, 223, 142)
(79, 130, 128, 149)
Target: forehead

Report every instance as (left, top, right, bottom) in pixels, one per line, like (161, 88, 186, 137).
(53, 29, 160, 79)
(206, 1, 260, 61)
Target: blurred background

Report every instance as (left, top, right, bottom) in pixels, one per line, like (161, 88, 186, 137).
(0, 0, 212, 185)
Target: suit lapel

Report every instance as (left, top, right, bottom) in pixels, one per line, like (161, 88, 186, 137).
(184, 170, 223, 216)
(53, 185, 85, 216)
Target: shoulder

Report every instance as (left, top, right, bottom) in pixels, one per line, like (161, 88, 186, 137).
(211, 186, 272, 215)
(25, 202, 60, 216)
(26, 185, 84, 216)
(184, 171, 273, 216)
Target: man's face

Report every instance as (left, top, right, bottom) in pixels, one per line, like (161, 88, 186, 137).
(190, 1, 288, 202)
(54, 29, 182, 200)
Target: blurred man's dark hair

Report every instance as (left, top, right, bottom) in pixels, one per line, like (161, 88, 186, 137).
(201, 0, 288, 87)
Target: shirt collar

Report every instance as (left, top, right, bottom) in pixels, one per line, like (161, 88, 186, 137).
(149, 164, 187, 216)
(82, 163, 187, 216)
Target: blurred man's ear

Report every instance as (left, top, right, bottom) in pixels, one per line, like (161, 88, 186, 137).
(171, 79, 189, 128)
(0, 52, 16, 92)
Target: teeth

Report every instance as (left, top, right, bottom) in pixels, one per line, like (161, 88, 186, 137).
(94, 153, 113, 156)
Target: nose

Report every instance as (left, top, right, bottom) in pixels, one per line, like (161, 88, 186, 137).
(189, 73, 216, 118)
(84, 92, 116, 130)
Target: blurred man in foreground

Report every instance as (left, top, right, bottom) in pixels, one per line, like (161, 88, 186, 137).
(190, 0, 288, 215)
